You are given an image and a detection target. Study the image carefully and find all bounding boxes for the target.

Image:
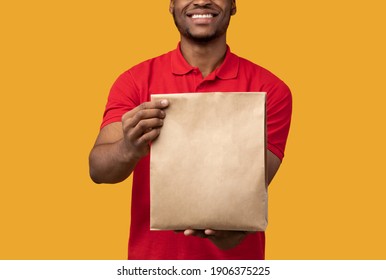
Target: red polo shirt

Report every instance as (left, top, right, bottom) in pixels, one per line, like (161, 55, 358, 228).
(101, 44, 292, 259)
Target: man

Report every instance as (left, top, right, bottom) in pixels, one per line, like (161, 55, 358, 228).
(89, 0, 292, 259)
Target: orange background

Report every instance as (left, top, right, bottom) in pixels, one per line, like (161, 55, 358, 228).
(1, 1, 385, 259)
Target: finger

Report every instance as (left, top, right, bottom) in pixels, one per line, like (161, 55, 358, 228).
(129, 100, 169, 116)
(130, 118, 164, 140)
(122, 99, 168, 124)
(137, 127, 161, 145)
(124, 108, 166, 128)
(184, 229, 196, 236)
(148, 99, 169, 109)
(204, 229, 216, 236)
(184, 229, 210, 239)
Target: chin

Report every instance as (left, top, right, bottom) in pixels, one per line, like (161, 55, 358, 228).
(186, 31, 222, 43)
(190, 36, 217, 43)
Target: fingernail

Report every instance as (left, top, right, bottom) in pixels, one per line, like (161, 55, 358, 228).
(161, 99, 169, 106)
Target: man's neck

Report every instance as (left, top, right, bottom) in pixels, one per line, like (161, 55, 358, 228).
(180, 36, 228, 78)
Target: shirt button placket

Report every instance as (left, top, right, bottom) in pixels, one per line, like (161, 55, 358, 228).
(193, 68, 204, 92)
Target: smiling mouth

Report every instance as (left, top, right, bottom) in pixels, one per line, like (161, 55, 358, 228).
(191, 14, 215, 19)
(186, 10, 219, 19)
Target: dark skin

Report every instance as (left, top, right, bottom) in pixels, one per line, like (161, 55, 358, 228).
(89, 0, 282, 251)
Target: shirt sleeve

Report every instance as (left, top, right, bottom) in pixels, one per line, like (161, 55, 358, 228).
(100, 70, 140, 129)
(266, 81, 292, 161)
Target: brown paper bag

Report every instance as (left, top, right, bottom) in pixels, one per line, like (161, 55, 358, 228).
(150, 92, 267, 231)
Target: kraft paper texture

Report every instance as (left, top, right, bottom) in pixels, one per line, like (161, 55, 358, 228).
(150, 92, 267, 231)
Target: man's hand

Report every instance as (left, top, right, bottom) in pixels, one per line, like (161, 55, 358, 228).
(183, 229, 248, 250)
(89, 99, 169, 184)
(120, 99, 169, 161)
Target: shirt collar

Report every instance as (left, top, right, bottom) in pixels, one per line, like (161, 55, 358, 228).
(171, 43, 239, 80)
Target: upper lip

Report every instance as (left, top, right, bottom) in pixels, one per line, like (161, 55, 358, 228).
(186, 9, 220, 17)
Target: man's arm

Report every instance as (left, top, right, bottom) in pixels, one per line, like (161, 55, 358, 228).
(183, 150, 282, 250)
(89, 100, 169, 184)
(267, 150, 282, 185)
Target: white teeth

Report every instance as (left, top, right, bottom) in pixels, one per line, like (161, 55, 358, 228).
(191, 14, 213, 19)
